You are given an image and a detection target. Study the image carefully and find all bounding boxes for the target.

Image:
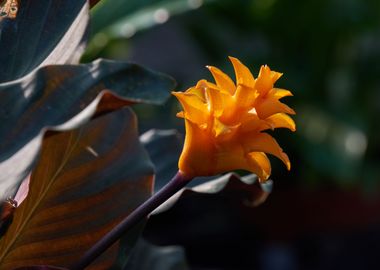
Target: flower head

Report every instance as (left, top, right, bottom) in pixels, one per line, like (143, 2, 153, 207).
(173, 57, 295, 182)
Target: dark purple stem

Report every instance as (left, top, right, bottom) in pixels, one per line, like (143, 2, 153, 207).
(70, 171, 192, 270)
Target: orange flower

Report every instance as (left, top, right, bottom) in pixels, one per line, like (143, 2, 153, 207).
(173, 57, 295, 182)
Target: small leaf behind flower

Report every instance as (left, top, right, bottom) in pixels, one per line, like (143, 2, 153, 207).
(140, 129, 183, 192)
(0, 108, 154, 269)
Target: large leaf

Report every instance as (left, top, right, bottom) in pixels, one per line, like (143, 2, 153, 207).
(0, 0, 89, 82)
(0, 108, 154, 269)
(0, 59, 175, 203)
(144, 173, 272, 269)
(152, 173, 273, 215)
(124, 239, 189, 270)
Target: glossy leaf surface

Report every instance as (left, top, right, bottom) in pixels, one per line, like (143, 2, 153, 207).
(0, 108, 154, 269)
(0, 0, 89, 82)
(0, 59, 175, 202)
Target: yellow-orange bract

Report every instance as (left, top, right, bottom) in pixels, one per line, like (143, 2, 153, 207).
(172, 57, 295, 182)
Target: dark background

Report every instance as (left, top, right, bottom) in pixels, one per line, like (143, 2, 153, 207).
(86, 0, 380, 269)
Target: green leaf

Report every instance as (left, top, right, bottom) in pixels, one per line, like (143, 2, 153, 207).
(0, 59, 175, 203)
(0, 0, 89, 82)
(104, 0, 208, 38)
(0, 108, 154, 269)
(84, 0, 213, 59)
(90, 0, 171, 35)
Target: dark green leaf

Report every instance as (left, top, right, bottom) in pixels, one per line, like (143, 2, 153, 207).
(90, 0, 170, 35)
(0, 59, 175, 202)
(0, 108, 154, 269)
(84, 0, 213, 60)
(0, 0, 89, 82)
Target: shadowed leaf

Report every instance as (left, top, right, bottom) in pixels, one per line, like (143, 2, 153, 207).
(152, 173, 273, 215)
(140, 129, 183, 192)
(124, 239, 189, 270)
(144, 174, 273, 266)
(0, 0, 89, 82)
(0, 108, 154, 269)
(0, 59, 175, 203)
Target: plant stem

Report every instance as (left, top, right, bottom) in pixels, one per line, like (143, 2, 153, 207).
(70, 171, 192, 270)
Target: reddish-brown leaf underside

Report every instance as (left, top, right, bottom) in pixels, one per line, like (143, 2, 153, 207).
(0, 108, 154, 269)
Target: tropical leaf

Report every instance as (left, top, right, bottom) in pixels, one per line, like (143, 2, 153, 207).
(90, 0, 172, 35)
(0, 0, 89, 83)
(90, 0, 213, 36)
(84, 0, 213, 60)
(0, 59, 175, 203)
(123, 239, 189, 270)
(0, 108, 154, 269)
(140, 129, 183, 192)
(143, 173, 273, 269)
(152, 173, 273, 215)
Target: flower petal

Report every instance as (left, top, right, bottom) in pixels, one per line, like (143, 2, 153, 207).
(255, 65, 274, 96)
(256, 97, 295, 119)
(207, 66, 236, 94)
(247, 152, 271, 182)
(234, 84, 258, 110)
(273, 88, 293, 99)
(172, 91, 209, 124)
(189, 80, 208, 101)
(265, 113, 296, 131)
(240, 112, 271, 132)
(205, 85, 226, 117)
(270, 70, 283, 83)
(244, 132, 291, 170)
(213, 118, 240, 139)
(229, 56, 255, 87)
(178, 119, 215, 177)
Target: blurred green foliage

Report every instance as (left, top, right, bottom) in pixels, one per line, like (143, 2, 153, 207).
(85, 0, 380, 190)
